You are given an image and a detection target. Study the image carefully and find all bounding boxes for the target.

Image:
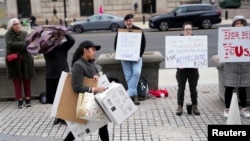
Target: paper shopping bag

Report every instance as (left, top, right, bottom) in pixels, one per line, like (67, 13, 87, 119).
(76, 92, 109, 121)
(51, 71, 97, 124)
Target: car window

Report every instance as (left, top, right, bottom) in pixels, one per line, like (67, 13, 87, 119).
(88, 15, 100, 21)
(201, 6, 211, 10)
(101, 15, 113, 20)
(188, 6, 202, 12)
(175, 7, 187, 13)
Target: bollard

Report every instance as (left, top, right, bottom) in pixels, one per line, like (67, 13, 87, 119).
(74, 18, 76, 22)
(60, 19, 63, 25)
(143, 15, 145, 24)
(45, 19, 48, 25)
(225, 10, 228, 20)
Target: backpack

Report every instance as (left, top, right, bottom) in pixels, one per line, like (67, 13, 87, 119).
(137, 77, 149, 100)
(39, 92, 46, 104)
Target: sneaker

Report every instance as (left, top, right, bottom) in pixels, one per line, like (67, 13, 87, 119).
(25, 99, 31, 107)
(240, 108, 250, 118)
(224, 108, 229, 118)
(18, 100, 23, 108)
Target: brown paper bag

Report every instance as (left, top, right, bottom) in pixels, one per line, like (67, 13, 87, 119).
(76, 92, 108, 121)
(52, 71, 97, 124)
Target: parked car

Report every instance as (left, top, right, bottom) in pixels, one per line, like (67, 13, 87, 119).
(68, 14, 125, 33)
(149, 4, 222, 31)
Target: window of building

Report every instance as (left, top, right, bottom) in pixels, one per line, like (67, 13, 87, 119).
(17, 0, 31, 18)
(79, 0, 94, 16)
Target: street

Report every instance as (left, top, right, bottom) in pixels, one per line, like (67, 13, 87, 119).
(0, 28, 219, 68)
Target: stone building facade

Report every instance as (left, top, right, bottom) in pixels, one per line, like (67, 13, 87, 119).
(4, 0, 250, 22)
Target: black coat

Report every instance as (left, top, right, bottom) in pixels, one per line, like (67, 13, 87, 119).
(44, 34, 75, 79)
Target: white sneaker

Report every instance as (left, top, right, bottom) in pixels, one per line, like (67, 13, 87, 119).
(240, 108, 250, 118)
(224, 108, 229, 118)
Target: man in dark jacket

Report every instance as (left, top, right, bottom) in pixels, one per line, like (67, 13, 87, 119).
(114, 14, 146, 105)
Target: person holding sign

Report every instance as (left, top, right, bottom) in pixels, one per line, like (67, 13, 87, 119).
(176, 22, 200, 116)
(114, 14, 146, 105)
(222, 15, 250, 118)
(63, 40, 109, 141)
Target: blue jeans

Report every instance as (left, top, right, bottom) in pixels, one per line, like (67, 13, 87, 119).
(121, 58, 142, 97)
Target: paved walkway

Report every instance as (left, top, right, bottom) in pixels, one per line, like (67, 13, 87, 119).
(0, 68, 250, 141)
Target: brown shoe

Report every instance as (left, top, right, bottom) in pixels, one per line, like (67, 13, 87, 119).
(133, 96, 140, 105)
(176, 105, 183, 116)
(192, 105, 200, 115)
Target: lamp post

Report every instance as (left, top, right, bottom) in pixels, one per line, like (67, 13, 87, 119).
(63, 0, 67, 27)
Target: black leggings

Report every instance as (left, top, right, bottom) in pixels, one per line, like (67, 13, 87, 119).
(224, 87, 247, 108)
(64, 124, 109, 141)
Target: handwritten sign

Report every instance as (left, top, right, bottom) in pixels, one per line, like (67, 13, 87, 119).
(115, 29, 142, 61)
(165, 36, 208, 68)
(218, 26, 250, 62)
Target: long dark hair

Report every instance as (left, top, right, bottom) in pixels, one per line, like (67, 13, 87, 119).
(71, 47, 83, 67)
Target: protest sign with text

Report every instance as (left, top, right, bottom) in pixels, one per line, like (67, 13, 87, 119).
(165, 35, 208, 68)
(115, 29, 142, 61)
(218, 26, 250, 62)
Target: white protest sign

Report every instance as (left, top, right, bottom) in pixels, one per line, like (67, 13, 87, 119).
(115, 29, 142, 61)
(165, 36, 208, 68)
(218, 26, 250, 62)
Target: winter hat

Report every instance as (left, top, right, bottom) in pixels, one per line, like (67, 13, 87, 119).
(232, 15, 247, 26)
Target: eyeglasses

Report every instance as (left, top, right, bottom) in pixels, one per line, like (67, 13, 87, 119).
(184, 28, 192, 31)
(13, 23, 20, 25)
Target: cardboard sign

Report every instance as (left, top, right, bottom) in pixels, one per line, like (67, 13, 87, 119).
(165, 35, 208, 68)
(51, 71, 97, 124)
(115, 29, 142, 61)
(218, 26, 250, 62)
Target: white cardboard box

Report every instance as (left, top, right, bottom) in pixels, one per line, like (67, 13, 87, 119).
(95, 82, 138, 125)
(66, 120, 108, 141)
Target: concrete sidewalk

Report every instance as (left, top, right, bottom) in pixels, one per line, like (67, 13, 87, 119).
(0, 67, 250, 141)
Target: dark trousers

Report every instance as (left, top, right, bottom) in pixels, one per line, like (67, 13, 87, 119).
(64, 125, 109, 141)
(46, 78, 59, 104)
(224, 87, 247, 108)
(13, 79, 31, 100)
(176, 69, 199, 106)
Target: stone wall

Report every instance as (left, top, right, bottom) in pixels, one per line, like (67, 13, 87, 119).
(0, 58, 46, 101)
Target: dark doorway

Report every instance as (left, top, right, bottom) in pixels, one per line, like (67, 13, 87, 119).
(17, 0, 31, 18)
(142, 0, 156, 14)
(79, 0, 94, 16)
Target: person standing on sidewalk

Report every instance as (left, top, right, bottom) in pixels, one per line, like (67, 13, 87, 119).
(133, 2, 138, 14)
(52, 5, 59, 21)
(222, 15, 250, 118)
(63, 40, 109, 141)
(5, 18, 36, 108)
(114, 14, 146, 105)
(176, 22, 200, 116)
(44, 33, 75, 125)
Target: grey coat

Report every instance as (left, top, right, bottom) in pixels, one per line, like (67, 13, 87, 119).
(223, 62, 250, 87)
